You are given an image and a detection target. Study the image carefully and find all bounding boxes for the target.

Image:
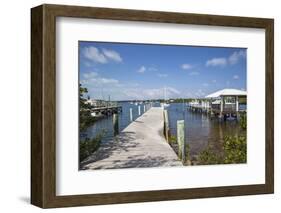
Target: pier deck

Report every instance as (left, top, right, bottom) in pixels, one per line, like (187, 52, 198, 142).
(81, 107, 183, 170)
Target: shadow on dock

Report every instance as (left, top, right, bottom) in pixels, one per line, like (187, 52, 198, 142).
(80, 131, 137, 168)
(80, 107, 183, 170)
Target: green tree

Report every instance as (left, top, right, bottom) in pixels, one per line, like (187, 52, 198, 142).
(198, 136, 247, 165)
(223, 136, 246, 164)
(79, 84, 95, 130)
(198, 112, 247, 165)
(239, 113, 247, 130)
(79, 84, 89, 108)
(80, 135, 102, 162)
(199, 148, 223, 164)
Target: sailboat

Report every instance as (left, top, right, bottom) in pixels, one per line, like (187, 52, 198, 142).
(161, 87, 170, 108)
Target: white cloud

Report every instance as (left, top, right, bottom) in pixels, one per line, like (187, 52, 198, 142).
(83, 61, 92, 67)
(123, 89, 144, 100)
(83, 47, 107, 64)
(136, 66, 158, 73)
(202, 83, 209, 87)
(81, 71, 183, 100)
(99, 78, 119, 84)
(128, 82, 140, 87)
(81, 71, 120, 87)
(228, 50, 246, 65)
(206, 58, 227, 67)
(206, 50, 246, 67)
(181, 64, 193, 70)
(148, 67, 158, 72)
(102, 49, 123, 63)
(157, 73, 168, 78)
(195, 89, 205, 98)
(80, 71, 183, 100)
(142, 89, 162, 98)
(137, 66, 146, 73)
(121, 86, 181, 100)
(142, 87, 180, 99)
(82, 72, 98, 79)
(189, 71, 199, 76)
(166, 87, 181, 95)
(181, 63, 199, 76)
(83, 46, 122, 64)
(233, 75, 239, 80)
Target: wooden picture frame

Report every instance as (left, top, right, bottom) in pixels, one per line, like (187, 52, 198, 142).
(31, 4, 274, 208)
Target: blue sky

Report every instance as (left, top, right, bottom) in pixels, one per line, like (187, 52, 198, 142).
(79, 41, 246, 101)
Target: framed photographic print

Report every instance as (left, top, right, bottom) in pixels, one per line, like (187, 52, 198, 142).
(31, 4, 274, 208)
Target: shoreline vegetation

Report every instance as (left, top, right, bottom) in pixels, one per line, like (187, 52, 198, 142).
(79, 134, 102, 162)
(79, 84, 102, 161)
(79, 84, 95, 131)
(79, 84, 247, 165)
(168, 113, 247, 165)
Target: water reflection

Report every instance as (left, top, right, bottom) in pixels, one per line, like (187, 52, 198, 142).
(167, 103, 245, 158)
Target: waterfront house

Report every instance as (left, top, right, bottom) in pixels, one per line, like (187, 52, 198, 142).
(205, 88, 247, 117)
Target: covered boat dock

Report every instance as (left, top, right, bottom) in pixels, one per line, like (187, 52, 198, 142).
(188, 88, 247, 120)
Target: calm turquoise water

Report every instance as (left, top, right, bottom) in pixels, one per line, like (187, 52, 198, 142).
(80, 102, 245, 158)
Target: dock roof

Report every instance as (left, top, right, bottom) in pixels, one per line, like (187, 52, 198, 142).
(205, 88, 247, 98)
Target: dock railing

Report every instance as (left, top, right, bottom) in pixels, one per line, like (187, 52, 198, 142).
(92, 100, 118, 108)
(211, 103, 239, 112)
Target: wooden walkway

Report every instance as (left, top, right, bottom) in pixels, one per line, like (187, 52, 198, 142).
(81, 107, 183, 170)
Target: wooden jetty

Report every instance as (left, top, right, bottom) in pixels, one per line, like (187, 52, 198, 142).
(81, 107, 183, 169)
(90, 105, 122, 116)
(84, 99, 122, 117)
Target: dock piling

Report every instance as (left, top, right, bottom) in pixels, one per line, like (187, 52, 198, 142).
(163, 110, 170, 142)
(143, 105, 146, 113)
(138, 105, 141, 115)
(177, 120, 185, 162)
(235, 96, 239, 112)
(130, 108, 133, 121)
(113, 113, 119, 136)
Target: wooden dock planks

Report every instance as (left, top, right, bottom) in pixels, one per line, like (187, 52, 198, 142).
(81, 107, 183, 169)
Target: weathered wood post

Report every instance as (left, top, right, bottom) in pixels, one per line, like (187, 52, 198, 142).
(210, 99, 214, 117)
(143, 105, 146, 113)
(177, 120, 185, 162)
(220, 96, 224, 120)
(236, 96, 240, 120)
(235, 96, 239, 112)
(130, 108, 133, 122)
(138, 105, 141, 115)
(163, 110, 169, 142)
(113, 113, 119, 136)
